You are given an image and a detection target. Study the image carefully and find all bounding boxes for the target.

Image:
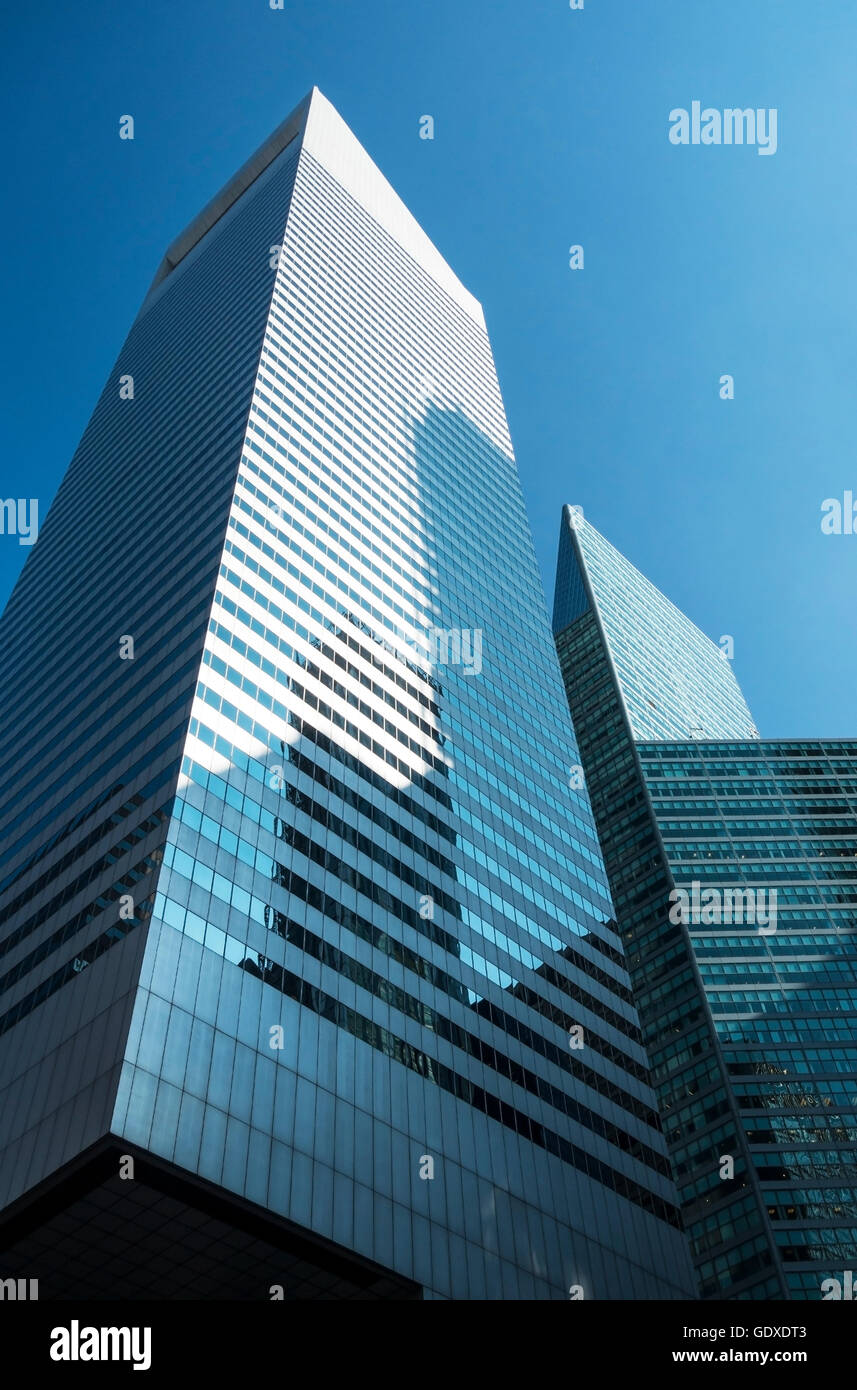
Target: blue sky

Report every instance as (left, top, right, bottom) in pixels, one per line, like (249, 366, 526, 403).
(2, 0, 855, 737)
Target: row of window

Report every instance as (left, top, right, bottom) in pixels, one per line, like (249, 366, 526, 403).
(152, 891, 682, 1228)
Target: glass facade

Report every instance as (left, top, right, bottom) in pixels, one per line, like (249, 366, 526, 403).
(0, 91, 696, 1300)
(554, 508, 857, 1300)
(554, 507, 759, 741)
(641, 740, 857, 1300)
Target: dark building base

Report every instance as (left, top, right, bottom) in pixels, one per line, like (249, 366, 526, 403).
(0, 1139, 420, 1300)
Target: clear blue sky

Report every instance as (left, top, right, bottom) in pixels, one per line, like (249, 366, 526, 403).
(2, 0, 855, 737)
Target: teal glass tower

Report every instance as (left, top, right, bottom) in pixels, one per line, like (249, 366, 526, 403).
(0, 94, 696, 1300)
(640, 739, 857, 1299)
(554, 507, 857, 1300)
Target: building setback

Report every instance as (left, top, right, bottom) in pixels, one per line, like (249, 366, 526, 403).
(554, 505, 857, 1299)
(0, 92, 696, 1300)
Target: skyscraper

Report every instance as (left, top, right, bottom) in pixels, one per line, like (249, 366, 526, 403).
(554, 506, 857, 1300)
(0, 92, 695, 1300)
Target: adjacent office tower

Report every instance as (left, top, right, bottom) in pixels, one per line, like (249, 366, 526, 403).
(554, 506, 857, 1300)
(0, 91, 696, 1300)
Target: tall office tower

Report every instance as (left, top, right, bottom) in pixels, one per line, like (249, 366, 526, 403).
(639, 740, 857, 1300)
(0, 91, 696, 1301)
(554, 507, 857, 1300)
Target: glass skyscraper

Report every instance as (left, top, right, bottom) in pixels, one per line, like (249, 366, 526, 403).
(640, 739, 857, 1300)
(554, 507, 857, 1300)
(0, 91, 695, 1301)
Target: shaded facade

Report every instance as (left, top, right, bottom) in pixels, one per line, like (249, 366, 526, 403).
(554, 507, 857, 1299)
(640, 739, 857, 1299)
(0, 95, 695, 1300)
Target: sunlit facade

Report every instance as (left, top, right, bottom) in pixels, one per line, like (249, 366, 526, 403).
(554, 507, 759, 742)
